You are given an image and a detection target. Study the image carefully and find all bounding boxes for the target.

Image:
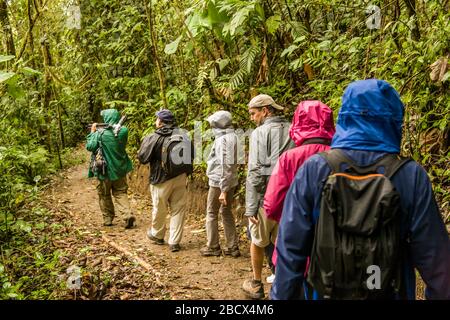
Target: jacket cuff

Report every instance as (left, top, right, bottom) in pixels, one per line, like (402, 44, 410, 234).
(244, 211, 257, 217)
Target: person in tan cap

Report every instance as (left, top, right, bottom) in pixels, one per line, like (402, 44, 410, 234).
(242, 94, 295, 299)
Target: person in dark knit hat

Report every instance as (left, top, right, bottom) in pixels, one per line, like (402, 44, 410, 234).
(138, 109, 194, 253)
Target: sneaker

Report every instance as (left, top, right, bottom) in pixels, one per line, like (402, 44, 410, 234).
(200, 246, 221, 257)
(169, 244, 181, 252)
(266, 273, 275, 284)
(223, 246, 241, 258)
(124, 216, 136, 229)
(242, 279, 264, 299)
(147, 231, 164, 245)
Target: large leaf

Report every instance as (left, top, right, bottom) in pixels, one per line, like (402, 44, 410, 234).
(164, 36, 183, 55)
(3, 73, 25, 99)
(217, 58, 230, 71)
(0, 55, 15, 63)
(0, 71, 15, 83)
(281, 45, 298, 58)
(7, 84, 26, 100)
(289, 58, 303, 71)
(317, 40, 332, 51)
(206, 1, 229, 26)
(442, 71, 449, 83)
(227, 7, 251, 36)
(20, 67, 42, 76)
(266, 15, 281, 35)
(187, 11, 209, 37)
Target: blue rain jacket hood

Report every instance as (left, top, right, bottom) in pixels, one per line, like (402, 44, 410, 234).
(331, 79, 404, 153)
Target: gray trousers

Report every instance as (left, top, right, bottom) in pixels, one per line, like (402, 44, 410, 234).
(206, 186, 238, 250)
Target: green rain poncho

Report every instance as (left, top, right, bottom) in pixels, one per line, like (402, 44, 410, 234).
(86, 109, 133, 181)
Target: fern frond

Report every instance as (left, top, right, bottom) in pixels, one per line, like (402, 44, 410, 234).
(239, 46, 260, 74)
(196, 62, 213, 91)
(229, 68, 247, 90)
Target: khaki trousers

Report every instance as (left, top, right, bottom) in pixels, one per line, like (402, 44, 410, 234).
(97, 177, 132, 223)
(206, 186, 238, 250)
(150, 173, 187, 245)
(248, 208, 278, 248)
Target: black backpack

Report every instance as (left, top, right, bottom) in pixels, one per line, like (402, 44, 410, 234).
(307, 149, 410, 299)
(161, 133, 194, 177)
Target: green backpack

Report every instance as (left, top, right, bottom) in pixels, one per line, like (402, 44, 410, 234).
(307, 149, 410, 299)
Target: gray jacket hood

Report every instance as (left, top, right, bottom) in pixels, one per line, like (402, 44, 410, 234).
(207, 111, 233, 129)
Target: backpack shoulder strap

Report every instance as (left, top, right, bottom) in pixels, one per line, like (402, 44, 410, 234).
(319, 149, 411, 177)
(161, 135, 172, 163)
(370, 154, 411, 179)
(97, 129, 105, 149)
(318, 149, 356, 173)
(169, 134, 184, 142)
(302, 138, 332, 146)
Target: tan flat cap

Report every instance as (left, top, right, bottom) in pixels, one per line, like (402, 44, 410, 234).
(248, 94, 284, 110)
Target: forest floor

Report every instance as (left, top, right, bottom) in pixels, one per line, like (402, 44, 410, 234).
(41, 148, 272, 300)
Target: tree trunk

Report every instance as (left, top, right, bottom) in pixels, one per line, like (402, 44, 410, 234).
(403, 0, 420, 41)
(303, 8, 312, 34)
(145, 1, 168, 109)
(0, 0, 16, 56)
(40, 37, 53, 154)
(56, 98, 65, 150)
(27, 0, 35, 68)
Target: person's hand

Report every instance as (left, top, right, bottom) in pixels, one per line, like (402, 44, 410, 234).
(249, 215, 258, 225)
(91, 123, 97, 133)
(219, 192, 227, 206)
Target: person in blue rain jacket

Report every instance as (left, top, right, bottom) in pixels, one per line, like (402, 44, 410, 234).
(271, 79, 450, 300)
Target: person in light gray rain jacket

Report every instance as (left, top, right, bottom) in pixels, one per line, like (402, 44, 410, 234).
(200, 111, 241, 257)
(242, 94, 295, 299)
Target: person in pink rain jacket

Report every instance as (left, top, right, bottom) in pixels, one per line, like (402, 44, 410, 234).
(263, 100, 336, 266)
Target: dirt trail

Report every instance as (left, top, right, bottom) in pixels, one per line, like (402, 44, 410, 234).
(44, 152, 274, 300)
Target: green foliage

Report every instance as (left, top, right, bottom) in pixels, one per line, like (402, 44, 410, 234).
(0, 55, 15, 63)
(0, 144, 49, 242)
(0, 71, 15, 83)
(164, 36, 183, 55)
(0, 205, 66, 299)
(0, 0, 449, 299)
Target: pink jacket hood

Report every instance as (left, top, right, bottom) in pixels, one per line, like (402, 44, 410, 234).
(289, 100, 335, 146)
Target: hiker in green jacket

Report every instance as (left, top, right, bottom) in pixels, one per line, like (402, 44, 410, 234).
(86, 109, 135, 229)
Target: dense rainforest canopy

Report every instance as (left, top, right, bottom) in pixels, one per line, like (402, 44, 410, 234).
(0, 0, 448, 299)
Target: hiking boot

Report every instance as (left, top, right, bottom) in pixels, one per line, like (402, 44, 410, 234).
(224, 246, 241, 258)
(124, 216, 136, 229)
(242, 279, 264, 299)
(169, 244, 181, 252)
(147, 231, 164, 245)
(103, 217, 113, 226)
(200, 246, 221, 257)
